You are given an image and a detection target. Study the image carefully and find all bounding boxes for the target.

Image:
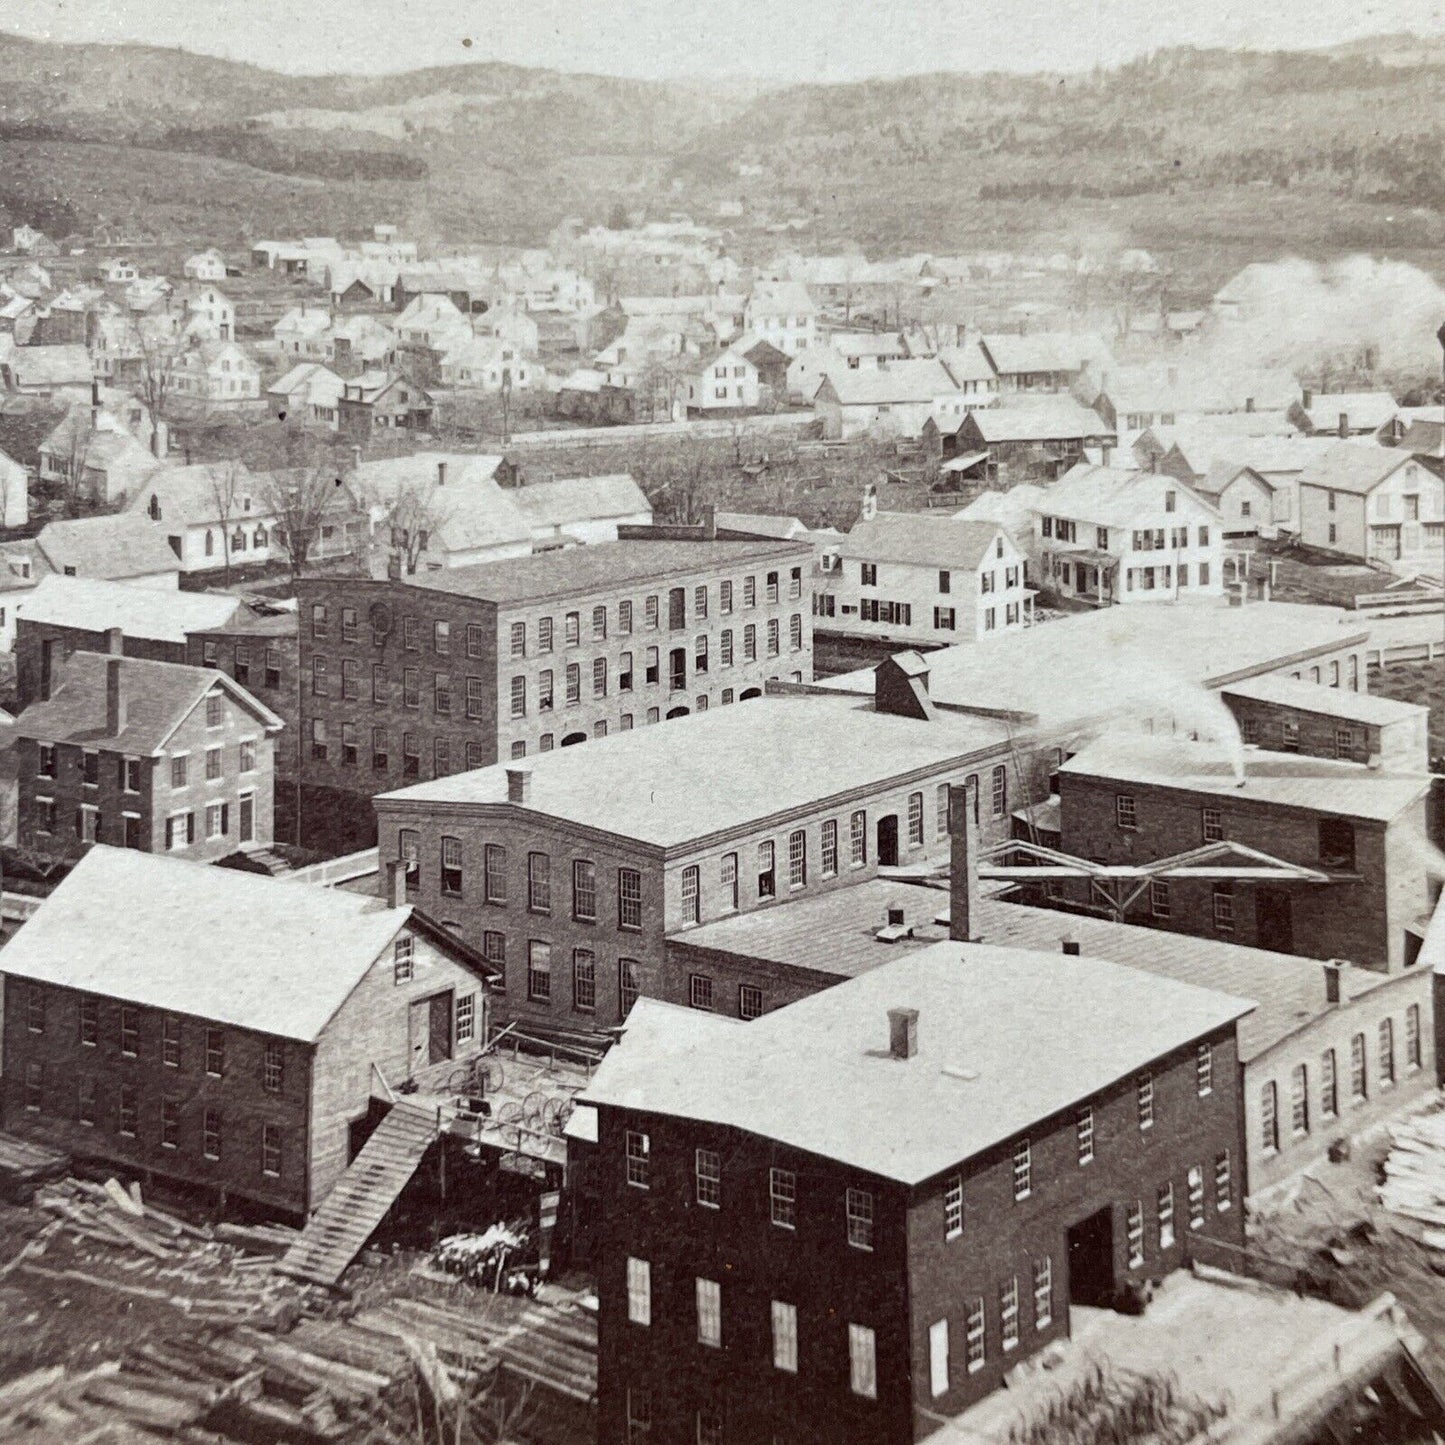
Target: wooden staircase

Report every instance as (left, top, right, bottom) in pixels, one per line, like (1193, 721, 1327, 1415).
(277, 1097, 440, 1288)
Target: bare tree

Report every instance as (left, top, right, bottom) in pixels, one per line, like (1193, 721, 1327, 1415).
(258, 455, 348, 582)
(209, 458, 245, 584)
(360, 476, 454, 576)
(130, 310, 188, 424)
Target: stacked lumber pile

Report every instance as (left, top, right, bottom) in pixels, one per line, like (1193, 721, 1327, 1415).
(1379, 1114, 1445, 1237)
(24, 1177, 302, 1327)
(0, 1132, 69, 1204)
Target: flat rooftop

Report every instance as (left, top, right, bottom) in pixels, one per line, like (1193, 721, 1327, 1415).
(581, 941, 1250, 1185)
(407, 537, 809, 607)
(1061, 734, 1430, 823)
(674, 879, 1395, 1063)
(377, 695, 1012, 849)
(817, 601, 1368, 731)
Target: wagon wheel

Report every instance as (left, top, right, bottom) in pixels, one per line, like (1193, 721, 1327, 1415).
(545, 1097, 575, 1136)
(447, 1062, 478, 1095)
(521, 1090, 549, 1129)
(495, 1101, 524, 1127)
(477, 1056, 505, 1095)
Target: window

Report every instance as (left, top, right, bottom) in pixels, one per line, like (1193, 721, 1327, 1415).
(1290, 1063, 1309, 1136)
(849, 1323, 877, 1398)
(618, 1257, 653, 1335)
(25, 987, 44, 1035)
(1319, 817, 1355, 870)
(483, 931, 506, 974)
(966, 1298, 986, 1373)
(1077, 1106, 1095, 1165)
(760, 1300, 797, 1376)
(615, 867, 643, 930)
(311, 603, 328, 640)
(120, 1005, 139, 1058)
(78, 996, 98, 1047)
(1351, 1032, 1367, 1102)
(509, 621, 526, 658)
(1334, 726, 1355, 761)
(263, 1041, 284, 1094)
(850, 810, 866, 867)
(696, 1278, 722, 1348)
(1320, 1048, 1338, 1119)
(203, 1109, 222, 1161)
(77, 1076, 96, 1127)
(1379, 1018, 1396, 1087)
(154, 1012, 180, 1067)
(527, 941, 552, 1002)
(1281, 718, 1300, 752)
(1150, 879, 1171, 919)
(766, 619, 780, 657)
(1137, 1072, 1154, 1130)
(1187, 1166, 1205, 1229)
(1201, 807, 1223, 843)
(1215, 1151, 1232, 1211)
(816, 819, 840, 880)
(623, 1129, 650, 1189)
(1116, 794, 1137, 830)
(433, 620, 450, 655)
(789, 613, 802, 651)
(905, 791, 924, 847)
(835, 1186, 875, 1253)
(527, 852, 551, 913)
(681, 865, 701, 925)
(592, 657, 608, 698)
(118, 1082, 137, 1135)
(1127, 1201, 1144, 1267)
(1000, 1277, 1020, 1351)
(1012, 1139, 1031, 1200)
(38, 744, 55, 779)
(736, 983, 763, 1020)
(237, 738, 257, 775)
(619, 958, 641, 1017)
(686, 1147, 722, 1210)
(743, 624, 756, 661)
(261, 1124, 282, 1178)
(992, 765, 1007, 817)
(564, 663, 581, 706)
(205, 1028, 225, 1077)
(756, 841, 776, 900)
(770, 1167, 796, 1228)
(1261, 1081, 1279, 1155)
(1157, 1182, 1175, 1249)
(1212, 883, 1234, 932)
(161, 1097, 180, 1149)
(572, 950, 596, 1011)
(1033, 1256, 1054, 1329)
(939, 1174, 965, 1239)
(786, 829, 807, 890)
(1408, 1005, 1423, 1071)
(171, 754, 189, 788)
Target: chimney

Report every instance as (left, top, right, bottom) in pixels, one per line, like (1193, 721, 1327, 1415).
(103, 626, 123, 656)
(437, 459, 447, 488)
(1100, 441, 1112, 468)
(106, 656, 127, 735)
(948, 785, 981, 942)
(90, 376, 100, 426)
(385, 859, 406, 909)
(1302, 387, 1313, 410)
(1166, 365, 1178, 388)
(39, 638, 55, 702)
(887, 1007, 919, 1061)
(1323, 959, 1346, 1005)
(1338, 412, 1350, 439)
(507, 764, 532, 805)
(886, 903, 906, 928)
(701, 503, 717, 540)
(351, 444, 362, 471)
(1245, 395, 1256, 414)
(1061, 937, 1081, 957)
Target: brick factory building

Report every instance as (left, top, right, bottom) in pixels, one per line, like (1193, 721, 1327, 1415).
(0, 847, 497, 1217)
(373, 673, 1044, 1034)
(296, 537, 815, 851)
(1056, 734, 1434, 972)
(580, 937, 1250, 1444)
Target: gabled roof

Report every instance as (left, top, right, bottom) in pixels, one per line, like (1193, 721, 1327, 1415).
(0, 847, 420, 1043)
(842, 512, 1005, 570)
(747, 280, 816, 317)
(1193, 461, 1273, 500)
(126, 462, 260, 530)
(967, 397, 1112, 443)
(3, 345, 92, 387)
(1220, 673, 1428, 728)
(1296, 392, 1399, 432)
(14, 650, 282, 754)
(1041, 463, 1220, 526)
(979, 332, 1112, 377)
(820, 359, 959, 406)
(273, 307, 332, 338)
(936, 342, 996, 386)
(1296, 441, 1420, 496)
(267, 362, 345, 401)
(510, 473, 651, 529)
(581, 941, 1250, 1185)
(352, 452, 526, 556)
(36, 514, 180, 580)
(17, 575, 244, 643)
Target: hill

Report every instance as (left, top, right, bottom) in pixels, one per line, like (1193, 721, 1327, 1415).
(0, 32, 1443, 286)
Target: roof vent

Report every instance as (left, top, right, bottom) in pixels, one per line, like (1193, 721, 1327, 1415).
(876, 903, 913, 942)
(506, 765, 532, 805)
(1324, 959, 1348, 1005)
(887, 1007, 919, 1061)
(1061, 936, 1081, 957)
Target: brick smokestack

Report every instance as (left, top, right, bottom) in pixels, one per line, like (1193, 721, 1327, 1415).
(105, 627, 123, 655)
(507, 765, 532, 805)
(386, 859, 406, 908)
(105, 656, 126, 736)
(887, 1007, 919, 1060)
(948, 782, 981, 942)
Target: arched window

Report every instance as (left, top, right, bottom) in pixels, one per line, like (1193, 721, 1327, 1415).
(203, 530, 214, 556)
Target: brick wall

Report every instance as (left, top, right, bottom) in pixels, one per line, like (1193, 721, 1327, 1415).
(16, 621, 183, 709)
(0, 977, 313, 1216)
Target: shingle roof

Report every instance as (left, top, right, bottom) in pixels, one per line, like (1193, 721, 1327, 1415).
(821, 359, 959, 406)
(0, 847, 416, 1043)
(3, 345, 92, 387)
(378, 695, 1010, 849)
(509, 473, 650, 529)
(968, 398, 1112, 443)
(125, 462, 260, 530)
(35, 514, 181, 581)
(980, 332, 1112, 377)
(17, 575, 245, 643)
(1041, 464, 1219, 526)
(841, 513, 1004, 570)
(1061, 734, 1429, 823)
(13, 650, 281, 754)
(1296, 441, 1417, 496)
(581, 941, 1251, 1185)
(351, 452, 526, 556)
(1298, 392, 1399, 432)
(412, 537, 806, 607)
(1220, 673, 1428, 727)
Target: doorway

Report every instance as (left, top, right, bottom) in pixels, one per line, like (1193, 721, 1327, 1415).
(409, 992, 455, 1075)
(877, 814, 899, 867)
(1067, 1207, 1116, 1308)
(238, 792, 255, 844)
(1255, 887, 1294, 953)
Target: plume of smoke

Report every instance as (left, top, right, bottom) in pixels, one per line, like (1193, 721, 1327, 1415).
(1205, 254, 1445, 377)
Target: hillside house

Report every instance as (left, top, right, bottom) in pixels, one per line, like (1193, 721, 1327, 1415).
(34, 515, 180, 589)
(436, 334, 539, 392)
(178, 285, 235, 343)
(183, 250, 228, 282)
(818, 514, 1032, 644)
(683, 344, 761, 415)
(266, 362, 346, 428)
(1297, 443, 1445, 571)
(814, 360, 963, 440)
(0, 541, 49, 651)
(955, 398, 1115, 483)
(1033, 465, 1224, 606)
(273, 306, 334, 361)
(337, 372, 435, 438)
(0, 847, 497, 1217)
(1, 345, 93, 395)
(169, 342, 261, 406)
(978, 332, 1113, 393)
(511, 473, 653, 548)
(1289, 391, 1400, 439)
(14, 649, 281, 859)
(744, 281, 818, 357)
(1191, 463, 1276, 540)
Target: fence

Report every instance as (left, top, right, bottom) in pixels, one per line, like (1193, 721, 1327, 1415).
(285, 848, 379, 888)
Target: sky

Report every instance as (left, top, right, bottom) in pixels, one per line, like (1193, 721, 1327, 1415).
(5, 0, 1445, 81)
